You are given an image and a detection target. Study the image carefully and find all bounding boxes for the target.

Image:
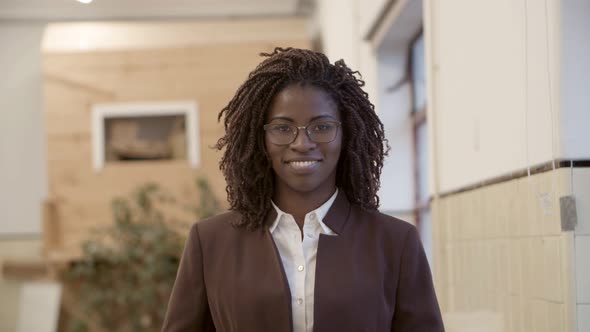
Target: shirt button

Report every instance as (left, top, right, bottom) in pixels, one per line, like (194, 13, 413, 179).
(297, 298, 303, 305)
(297, 265, 304, 272)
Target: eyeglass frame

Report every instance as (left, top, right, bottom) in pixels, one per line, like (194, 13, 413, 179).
(263, 120, 342, 145)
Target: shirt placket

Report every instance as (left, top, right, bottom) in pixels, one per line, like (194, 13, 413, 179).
(287, 215, 307, 330)
(302, 214, 320, 332)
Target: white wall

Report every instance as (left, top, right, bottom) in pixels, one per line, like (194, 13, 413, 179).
(358, 0, 389, 38)
(316, 0, 360, 68)
(366, 0, 423, 213)
(315, 0, 380, 113)
(429, 0, 560, 193)
(561, 0, 590, 159)
(0, 22, 47, 235)
(42, 18, 309, 52)
(376, 49, 415, 212)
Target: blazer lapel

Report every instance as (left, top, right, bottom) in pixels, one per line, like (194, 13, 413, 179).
(208, 210, 293, 332)
(263, 208, 294, 332)
(313, 192, 355, 331)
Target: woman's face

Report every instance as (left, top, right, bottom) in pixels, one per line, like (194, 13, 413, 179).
(264, 84, 342, 199)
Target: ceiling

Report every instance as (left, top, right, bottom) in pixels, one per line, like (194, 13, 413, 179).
(0, 0, 314, 21)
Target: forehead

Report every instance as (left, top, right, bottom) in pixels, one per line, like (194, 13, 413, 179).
(266, 84, 339, 122)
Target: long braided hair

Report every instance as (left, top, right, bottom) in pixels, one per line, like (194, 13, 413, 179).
(215, 47, 388, 230)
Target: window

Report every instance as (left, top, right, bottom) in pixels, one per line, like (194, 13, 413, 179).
(409, 32, 432, 259)
(91, 101, 200, 171)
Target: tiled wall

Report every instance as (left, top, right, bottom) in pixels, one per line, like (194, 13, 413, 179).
(573, 168, 590, 332)
(432, 168, 578, 332)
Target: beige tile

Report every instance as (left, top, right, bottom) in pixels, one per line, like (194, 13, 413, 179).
(545, 302, 565, 332)
(432, 199, 445, 245)
(530, 299, 548, 332)
(443, 311, 504, 332)
(510, 179, 523, 238)
(481, 186, 493, 239)
(460, 244, 473, 310)
(460, 193, 471, 240)
(530, 237, 545, 299)
(505, 180, 518, 238)
(490, 293, 503, 316)
(472, 243, 484, 305)
(436, 245, 450, 312)
(451, 244, 462, 310)
(573, 168, 590, 235)
(488, 240, 498, 294)
(540, 170, 561, 236)
(491, 184, 505, 239)
(525, 176, 543, 237)
(520, 239, 534, 297)
(560, 232, 576, 332)
(557, 168, 573, 198)
(446, 243, 455, 286)
(497, 182, 511, 238)
(522, 299, 535, 332)
(454, 195, 461, 241)
(516, 177, 530, 237)
(508, 239, 523, 296)
(502, 295, 512, 332)
(511, 296, 525, 332)
(542, 236, 563, 302)
(473, 189, 485, 240)
(496, 239, 510, 295)
(436, 285, 449, 314)
(482, 241, 493, 298)
(575, 235, 590, 303)
(466, 191, 478, 240)
(447, 284, 457, 313)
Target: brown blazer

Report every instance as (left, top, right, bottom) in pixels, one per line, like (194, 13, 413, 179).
(162, 192, 444, 332)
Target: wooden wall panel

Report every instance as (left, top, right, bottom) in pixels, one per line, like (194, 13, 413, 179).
(44, 35, 310, 258)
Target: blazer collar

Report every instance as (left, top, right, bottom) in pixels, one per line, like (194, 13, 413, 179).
(264, 190, 351, 235)
(321, 190, 350, 235)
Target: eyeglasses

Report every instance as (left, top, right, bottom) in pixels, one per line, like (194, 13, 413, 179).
(263, 120, 341, 145)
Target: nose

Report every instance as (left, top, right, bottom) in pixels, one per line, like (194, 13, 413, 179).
(290, 127, 316, 151)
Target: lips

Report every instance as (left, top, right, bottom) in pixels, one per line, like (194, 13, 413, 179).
(285, 159, 321, 172)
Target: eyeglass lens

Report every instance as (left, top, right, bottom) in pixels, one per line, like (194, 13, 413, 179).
(266, 121, 339, 145)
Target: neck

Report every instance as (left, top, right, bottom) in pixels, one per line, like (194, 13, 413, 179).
(273, 186, 336, 228)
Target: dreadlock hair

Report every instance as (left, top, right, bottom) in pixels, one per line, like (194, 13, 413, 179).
(215, 47, 389, 231)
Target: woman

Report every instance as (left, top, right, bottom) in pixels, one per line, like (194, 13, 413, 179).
(162, 48, 444, 332)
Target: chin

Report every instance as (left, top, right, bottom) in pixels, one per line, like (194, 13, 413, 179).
(286, 182, 322, 194)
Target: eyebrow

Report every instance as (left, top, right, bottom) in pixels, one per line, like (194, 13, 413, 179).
(268, 115, 337, 122)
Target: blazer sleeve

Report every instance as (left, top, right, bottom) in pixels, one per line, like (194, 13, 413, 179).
(391, 226, 444, 332)
(162, 223, 216, 332)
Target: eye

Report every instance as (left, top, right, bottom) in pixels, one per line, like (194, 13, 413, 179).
(271, 124, 292, 133)
(311, 122, 335, 132)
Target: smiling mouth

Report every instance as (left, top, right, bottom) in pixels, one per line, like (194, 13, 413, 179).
(286, 160, 320, 171)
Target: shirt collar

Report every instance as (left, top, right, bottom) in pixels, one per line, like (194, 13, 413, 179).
(269, 188, 339, 234)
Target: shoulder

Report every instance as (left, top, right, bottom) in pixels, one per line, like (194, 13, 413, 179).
(193, 210, 241, 231)
(346, 205, 419, 251)
(188, 210, 269, 259)
(190, 210, 267, 247)
(352, 205, 415, 234)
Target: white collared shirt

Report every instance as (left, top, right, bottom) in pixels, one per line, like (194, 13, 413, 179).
(269, 189, 338, 332)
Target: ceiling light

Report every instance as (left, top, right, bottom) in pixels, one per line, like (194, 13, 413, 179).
(77, 0, 93, 4)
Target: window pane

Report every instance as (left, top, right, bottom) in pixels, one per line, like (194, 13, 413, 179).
(411, 34, 426, 113)
(417, 121, 429, 204)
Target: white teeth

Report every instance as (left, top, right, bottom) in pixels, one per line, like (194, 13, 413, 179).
(289, 161, 318, 169)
